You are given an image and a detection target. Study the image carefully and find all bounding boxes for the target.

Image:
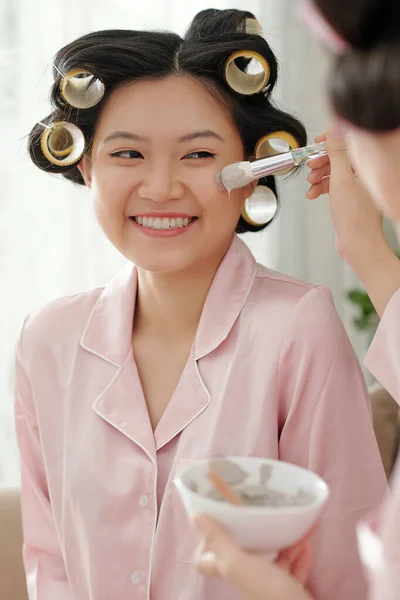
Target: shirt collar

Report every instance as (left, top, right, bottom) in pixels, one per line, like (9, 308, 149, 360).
(81, 235, 256, 365)
(193, 235, 256, 359)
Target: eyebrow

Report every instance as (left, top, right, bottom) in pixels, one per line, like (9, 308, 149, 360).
(101, 129, 225, 145)
(179, 130, 225, 143)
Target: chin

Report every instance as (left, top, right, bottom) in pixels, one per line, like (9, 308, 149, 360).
(128, 251, 195, 274)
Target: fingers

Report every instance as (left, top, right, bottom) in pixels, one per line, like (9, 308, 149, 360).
(193, 515, 241, 578)
(275, 525, 316, 584)
(195, 550, 220, 577)
(306, 179, 330, 199)
(307, 163, 331, 184)
(276, 527, 314, 572)
(314, 123, 343, 145)
(307, 154, 329, 169)
(299, 523, 318, 544)
(325, 126, 354, 180)
(276, 543, 305, 572)
(193, 514, 234, 552)
(194, 515, 315, 600)
(314, 132, 327, 144)
(278, 543, 312, 585)
(291, 544, 313, 586)
(308, 123, 355, 201)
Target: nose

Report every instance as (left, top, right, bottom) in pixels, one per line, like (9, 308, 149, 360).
(137, 161, 185, 204)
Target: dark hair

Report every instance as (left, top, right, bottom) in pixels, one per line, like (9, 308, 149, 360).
(314, 0, 400, 132)
(28, 8, 307, 233)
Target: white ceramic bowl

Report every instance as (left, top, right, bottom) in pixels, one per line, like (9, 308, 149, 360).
(175, 457, 329, 555)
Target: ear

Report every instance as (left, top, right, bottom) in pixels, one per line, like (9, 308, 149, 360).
(77, 155, 93, 188)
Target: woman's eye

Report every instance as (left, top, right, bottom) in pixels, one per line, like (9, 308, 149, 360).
(184, 151, 216, 160)
(110, 150, 143, 159)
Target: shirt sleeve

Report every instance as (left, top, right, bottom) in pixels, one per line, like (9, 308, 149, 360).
(277, 286, 387, 600)
(14, 321, 71, 600)
(362, 288, 400, 600)
(364, 287, 400, 402)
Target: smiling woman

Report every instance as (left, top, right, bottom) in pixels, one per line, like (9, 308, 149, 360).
(77, 76, 259, 273)
(15, 8, 387, 600)
(28, 15, 307, 234)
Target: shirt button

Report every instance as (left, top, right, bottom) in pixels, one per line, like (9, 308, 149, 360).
(139, 494, 149, 508)
(131, 571, 141, 585)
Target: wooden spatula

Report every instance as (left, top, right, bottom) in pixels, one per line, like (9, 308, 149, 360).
(208, 468, 244, 506)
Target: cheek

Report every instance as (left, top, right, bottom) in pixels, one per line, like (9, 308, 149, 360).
(189, 166, 220, 193)
(90, 173, 133, 243)
(91, 168, 131, 216)
(348, 136, 379, 190)
(347, 136, 397, 216)
(202, 188, 243, 229)
(190, 168, 243, 219)
(347, 135, 364, 172)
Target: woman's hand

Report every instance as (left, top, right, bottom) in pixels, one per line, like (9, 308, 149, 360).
(193, 515, 314, 600)
(307, 124, 400, 317)
(306, 124, 386, 269)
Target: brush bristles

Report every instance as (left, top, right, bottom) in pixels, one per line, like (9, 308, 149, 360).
(220, 162, 254, 191)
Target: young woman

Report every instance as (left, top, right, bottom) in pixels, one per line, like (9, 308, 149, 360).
(14, 8, 386, 600)
(194, 2, 400, 599)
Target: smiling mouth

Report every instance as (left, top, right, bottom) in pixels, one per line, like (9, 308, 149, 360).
(131, 216, 198, 230)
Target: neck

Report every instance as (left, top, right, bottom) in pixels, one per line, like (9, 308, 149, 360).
(134, 247, 230, 340)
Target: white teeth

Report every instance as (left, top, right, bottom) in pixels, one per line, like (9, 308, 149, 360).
(134, 216, 194, 230)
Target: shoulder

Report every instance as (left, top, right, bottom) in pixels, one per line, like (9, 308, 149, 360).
(250, 262, 337, 321)
(19, 286, 104, 360)
(244, 264, 346, 357)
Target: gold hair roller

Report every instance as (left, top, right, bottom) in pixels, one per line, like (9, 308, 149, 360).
(255, 131, 300, 175)
(224, 50, 270, 95)
(40, 121, 85, 166)
(243, 18, 263, 36)
(60, 68, 105, 109)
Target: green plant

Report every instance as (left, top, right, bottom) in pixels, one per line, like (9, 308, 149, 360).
(347, 289, 379, 332)
(347, 251, 400, 333)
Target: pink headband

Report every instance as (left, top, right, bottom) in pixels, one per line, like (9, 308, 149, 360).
(298, 1, 351, 55)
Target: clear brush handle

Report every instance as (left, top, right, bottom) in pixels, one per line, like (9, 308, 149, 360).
(292, 141, 327, 165)
(249, 141, 327, 179)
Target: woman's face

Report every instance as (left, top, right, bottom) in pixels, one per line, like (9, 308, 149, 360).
(345, 126, 400, 221)
(79, 75, 253, 273)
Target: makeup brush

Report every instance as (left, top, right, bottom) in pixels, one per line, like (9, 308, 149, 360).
(219, 141, 327, 191)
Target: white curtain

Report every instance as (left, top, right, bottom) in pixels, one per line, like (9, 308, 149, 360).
(0, 0, 366, 486)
